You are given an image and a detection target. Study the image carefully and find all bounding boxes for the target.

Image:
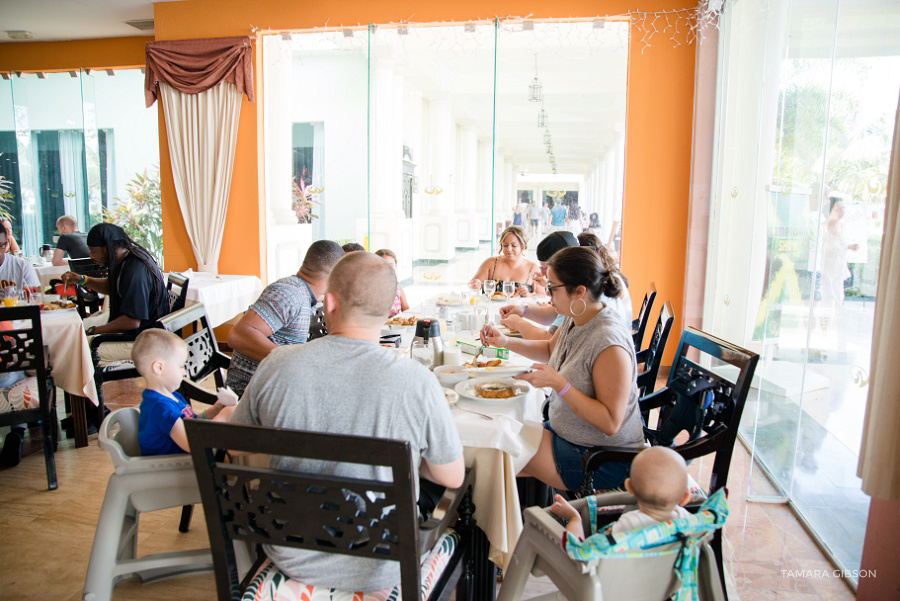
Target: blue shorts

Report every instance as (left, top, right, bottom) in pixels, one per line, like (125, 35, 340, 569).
(544, 422, 631, 492)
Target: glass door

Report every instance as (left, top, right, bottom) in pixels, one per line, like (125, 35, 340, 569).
(708, 0, 900, 582)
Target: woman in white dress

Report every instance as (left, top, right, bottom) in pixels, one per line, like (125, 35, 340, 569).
(820, 197, 858, 316)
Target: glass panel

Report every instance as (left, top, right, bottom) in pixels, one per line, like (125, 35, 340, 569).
(262, 30, 368, 283)
(495, 20, 628, 270)
(368, 22, 496, 299)
(9, 72, 86, 256)
(711, 0, 900, 579)
(87, 69, 163, 264)
(3, 70, 160, 260)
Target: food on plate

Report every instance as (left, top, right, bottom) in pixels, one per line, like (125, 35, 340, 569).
(386, 315, 417, 326)
(464, 359, 502, 368)
(491, 293, 505, 300)
(504, 327, 521, 335)
(474, 381, 516, 399)
(42, 301, 75, 311)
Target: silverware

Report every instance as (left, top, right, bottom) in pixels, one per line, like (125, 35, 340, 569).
(448, 398, 493, 420)
(471, 345, 484, 367)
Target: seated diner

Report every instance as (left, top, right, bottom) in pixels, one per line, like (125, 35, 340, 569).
(469, 225, 544, 296)
(481, 246, 644, 491)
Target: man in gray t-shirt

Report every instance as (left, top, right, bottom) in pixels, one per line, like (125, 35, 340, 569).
(226, 240, 344, 397)
(230, 251, 464, 592)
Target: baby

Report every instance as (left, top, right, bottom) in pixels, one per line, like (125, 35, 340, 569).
(551, 446, 692, 539)
(134, 329, 237, 456)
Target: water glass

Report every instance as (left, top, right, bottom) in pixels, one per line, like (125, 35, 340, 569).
(483, 279, 497, 298)
(411, 341, 434, 370)
(503, 281, 516, 303)
(2, 286, 18, 307)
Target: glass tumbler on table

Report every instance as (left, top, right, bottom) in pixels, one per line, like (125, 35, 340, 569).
(3, 286, 18, 307)
(410, 341, 434, 370)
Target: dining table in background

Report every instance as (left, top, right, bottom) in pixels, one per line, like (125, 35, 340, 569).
(34, 262, 69, 290)
(38, 307, 99, 448)
(177, 272, 263, 328)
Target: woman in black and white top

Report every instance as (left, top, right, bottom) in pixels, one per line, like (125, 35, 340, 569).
(480, 246, 644, 492)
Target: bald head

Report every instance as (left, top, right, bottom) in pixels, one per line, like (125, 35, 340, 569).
(628, 447, 689, 512)
(327, 252, 397, 326)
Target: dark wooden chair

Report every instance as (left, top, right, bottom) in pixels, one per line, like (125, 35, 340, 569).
(578, 327, 759, 598)
(0, 305, 58, 489)
(185, 419, 487, 601)
(157, 302, 229, 533)
(635, 300, 675, 399)
(631, 282, 657, 351)
(307, 303, 328, 341)
(67, 257, 107, 319)
(166, 273, 190, 313)
(90, 272, 191, 409)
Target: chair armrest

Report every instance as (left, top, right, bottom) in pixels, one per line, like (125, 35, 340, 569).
(579, 446, 642, 496)
(635, 348, 650, 364)
(419, 469, 476, 553)
(639, 387, 674, 412)
(179, 379, 218, 405)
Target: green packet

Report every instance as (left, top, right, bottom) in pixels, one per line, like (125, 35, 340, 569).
(455, 340, 510, 360)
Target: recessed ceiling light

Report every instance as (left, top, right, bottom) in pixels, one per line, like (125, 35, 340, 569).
(6, 31, 33, 40)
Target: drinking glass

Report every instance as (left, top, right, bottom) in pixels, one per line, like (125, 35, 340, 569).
(483, 279, 497, 299)
(2, 286, 18, 307)
(503, 281, 516, 303)
(410, 341, 434, 370)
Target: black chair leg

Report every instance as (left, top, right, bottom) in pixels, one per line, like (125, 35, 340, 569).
(178, 505, 193, 533)
(41, 408, 58, 490)
(711, 529, 729, 600)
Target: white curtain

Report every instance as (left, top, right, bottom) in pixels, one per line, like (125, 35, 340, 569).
(58, 131, 85, 224)
(159, 81, 242, 273)
(858, 91, 900, 501)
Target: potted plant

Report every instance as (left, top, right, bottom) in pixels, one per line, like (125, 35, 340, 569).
(291, 167, 319, 224)
(104, 169, 164, 267)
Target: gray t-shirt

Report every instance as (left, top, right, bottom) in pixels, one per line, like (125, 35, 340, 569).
(231, 335, 463, 591)
(226, 275, 315, 396)
(548, 307, 644, 448)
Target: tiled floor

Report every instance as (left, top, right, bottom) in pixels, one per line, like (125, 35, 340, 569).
(0, 378, 856, 601)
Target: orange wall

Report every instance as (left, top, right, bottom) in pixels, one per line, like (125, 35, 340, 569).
(153, 0, 697, 352)
(0, 37, 151, 71)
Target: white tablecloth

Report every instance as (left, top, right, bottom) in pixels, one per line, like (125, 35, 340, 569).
(39, 309, 99, 405)
(181, 273, 263, 328)
(453, 388, 544, 571)
(34, 264, 68, 289)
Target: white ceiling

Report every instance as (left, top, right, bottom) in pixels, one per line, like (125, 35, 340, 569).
(0, 0, 177, 42)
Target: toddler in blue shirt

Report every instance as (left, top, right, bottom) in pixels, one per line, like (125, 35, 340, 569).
(133, 329, 236, 455)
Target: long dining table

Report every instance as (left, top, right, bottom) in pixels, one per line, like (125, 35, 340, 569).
(391, 294, 549, 573)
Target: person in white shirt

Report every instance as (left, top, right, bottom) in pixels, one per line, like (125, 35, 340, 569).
(0, 228, 40, 292)
(549, 446, 692, 539)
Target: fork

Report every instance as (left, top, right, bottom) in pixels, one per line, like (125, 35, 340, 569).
(449, 400, 493, 420)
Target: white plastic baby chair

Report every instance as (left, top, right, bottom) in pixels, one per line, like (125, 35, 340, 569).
(497, 491, 725, 601)
(82, 407, 213, 601)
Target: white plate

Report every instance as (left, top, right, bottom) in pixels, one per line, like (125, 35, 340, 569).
(443, 387, 460, 405)
(490, 295, 508, 303)
(455, 377, 532, 403)
(499, 326, 523, 338)
(436, 296, 465, 306)
(462, 359, 531, 377)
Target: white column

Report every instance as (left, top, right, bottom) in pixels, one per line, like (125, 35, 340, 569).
(416, 99, 455, 261)
(453, 125, 479, 249)
(476, 138, 492, 241)
(264, 37, 313, 283)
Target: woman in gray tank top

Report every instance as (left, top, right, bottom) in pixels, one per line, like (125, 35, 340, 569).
(480, 246, 644, 492)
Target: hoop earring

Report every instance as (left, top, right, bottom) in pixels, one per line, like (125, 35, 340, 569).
(570, 297, 587, 317)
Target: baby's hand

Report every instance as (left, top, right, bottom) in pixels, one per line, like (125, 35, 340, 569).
(216, 387, 239, 407)
(549, 493, 580, 523)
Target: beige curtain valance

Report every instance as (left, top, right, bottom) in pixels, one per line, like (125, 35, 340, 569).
(144, 36, 254, 108)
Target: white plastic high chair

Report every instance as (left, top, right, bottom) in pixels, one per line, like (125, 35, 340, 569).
(82, 407, 213, 601)
(497, 491, 726, 601)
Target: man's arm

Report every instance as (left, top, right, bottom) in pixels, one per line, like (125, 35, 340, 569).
(420, 455, 465, 489)
(227, 309, 277, 362)
(51, 248, 67, 267)
(93, 314, 141, 335)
